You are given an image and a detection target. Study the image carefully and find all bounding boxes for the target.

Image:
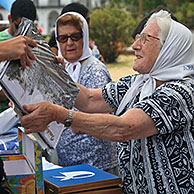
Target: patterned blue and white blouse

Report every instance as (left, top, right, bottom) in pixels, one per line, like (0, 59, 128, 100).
(56, 56, 118, 170)
(102, 74, 194, 194)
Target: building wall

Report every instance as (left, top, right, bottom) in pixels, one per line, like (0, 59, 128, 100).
(0, 0, 101, 35)
(35, 0, 100, 8)
(36, 7, 61, 34)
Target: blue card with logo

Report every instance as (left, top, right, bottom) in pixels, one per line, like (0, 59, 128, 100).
(44, 164, 120, 188)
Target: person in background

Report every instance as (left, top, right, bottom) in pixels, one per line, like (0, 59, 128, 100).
(0, 0, 36, 112)
(48, 3, 105, 63)
(51, 11, 118, 175)
(0, 0, 36, 41)
(48, 2, 90, 55)
(48, 29, 58, 55)
(21, 10, 194, 193)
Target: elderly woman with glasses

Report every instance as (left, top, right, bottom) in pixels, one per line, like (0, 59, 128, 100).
(21, 10, 194, 193)
(53, 12, 118, 174)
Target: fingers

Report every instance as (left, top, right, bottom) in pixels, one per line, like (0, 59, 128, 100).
(21, 112, 46, 133)
(20, 104, 38, 127)
(20, 55, 27, 69)
(16, 36, 37, 68)
(23, 104, 37, 113)
(20, 50, 33, 69)
(20, 102, 54, 134)
(24, 36, 37, 61)
(24, 36, 37, 48)
(56, 56, 66, 67)
(21, 37, 36, 68)
(8, 101, 13, 108)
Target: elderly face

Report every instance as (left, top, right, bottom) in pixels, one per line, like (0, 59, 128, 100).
(58, 24, 83, 63)
(132, 19, 161, 74)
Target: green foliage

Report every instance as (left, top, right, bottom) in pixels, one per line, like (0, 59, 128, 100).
(174, 2, 194, 29)
(90, 5, 137, 63)
(104, 0, 194, 29)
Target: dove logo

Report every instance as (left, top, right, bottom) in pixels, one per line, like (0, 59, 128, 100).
(53, 171, 95, 181)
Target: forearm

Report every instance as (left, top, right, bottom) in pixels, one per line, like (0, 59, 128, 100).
(22, 102, 158, 141)
(74, 112, 126, 142)
(55, 106, 158, 142)
(74, 83, 90, 111)
(56, 105, 124, 142)
(75, 83, 113, 113)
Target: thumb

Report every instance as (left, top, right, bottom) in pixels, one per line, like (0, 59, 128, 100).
(23, 104, 36, 113)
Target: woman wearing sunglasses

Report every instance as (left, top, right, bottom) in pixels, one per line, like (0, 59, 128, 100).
(54, 12, 118, 174)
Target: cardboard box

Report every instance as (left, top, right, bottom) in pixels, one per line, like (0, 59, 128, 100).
(44, 164, 122, 194)
(1, 154, 36, 193)
(0, 128, 44, 194)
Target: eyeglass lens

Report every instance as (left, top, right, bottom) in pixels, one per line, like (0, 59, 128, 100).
(135, 34, 146, 44)
(135, 33, 159, 44)
(57, 32, 82, 43)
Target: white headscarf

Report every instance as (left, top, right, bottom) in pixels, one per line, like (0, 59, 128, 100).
(55, 12, 92, 82)
(116, 19, 194, 115)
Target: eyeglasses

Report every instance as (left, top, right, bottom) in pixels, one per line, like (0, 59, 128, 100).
(135, 33, 160, 44)
(57, 32, 83, 43)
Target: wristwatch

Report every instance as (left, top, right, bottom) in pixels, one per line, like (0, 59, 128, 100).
(64, 109, 73, 127)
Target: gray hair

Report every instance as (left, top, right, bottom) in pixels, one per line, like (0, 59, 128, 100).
(145, 10, 171, 47)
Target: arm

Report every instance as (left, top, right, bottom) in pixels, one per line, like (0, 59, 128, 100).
(74, 83, 113, 113)
(21, 101, 158, 142)
(72, 108, 158, 141)
(0, 35, 37, 68)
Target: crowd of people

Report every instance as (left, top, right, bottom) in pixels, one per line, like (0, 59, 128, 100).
(0, 0, 193, 194)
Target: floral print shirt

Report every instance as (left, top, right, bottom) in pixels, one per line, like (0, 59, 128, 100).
(57, 56, 118, 170)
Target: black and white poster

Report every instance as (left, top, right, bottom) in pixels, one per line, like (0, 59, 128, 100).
(0, 18, 79, 149)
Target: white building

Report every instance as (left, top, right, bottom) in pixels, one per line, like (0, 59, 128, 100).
(0, 0, 101, 34)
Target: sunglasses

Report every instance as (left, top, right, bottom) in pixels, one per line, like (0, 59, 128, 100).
(135, 33, 160, 44)
(57, 32, 83, 43)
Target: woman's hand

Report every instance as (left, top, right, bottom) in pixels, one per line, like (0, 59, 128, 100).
(56, 56, 67, 68)
(20, 101, 57, 134)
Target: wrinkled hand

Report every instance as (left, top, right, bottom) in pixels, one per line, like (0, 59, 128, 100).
(1, 35, 37, 68)
(20, 101, 56, 134)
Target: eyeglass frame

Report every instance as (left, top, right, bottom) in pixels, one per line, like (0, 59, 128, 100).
(135, 33, 160, 44)
(57, 32, 83, 43)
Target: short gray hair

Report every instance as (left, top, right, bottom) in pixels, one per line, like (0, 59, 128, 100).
(145, 10, 171, 47)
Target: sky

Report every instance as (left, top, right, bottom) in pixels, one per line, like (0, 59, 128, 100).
(0, 0, 16, 12)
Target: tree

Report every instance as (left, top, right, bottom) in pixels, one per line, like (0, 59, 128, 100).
(174, 2, 194, 29)
(90, 5, 136, 63)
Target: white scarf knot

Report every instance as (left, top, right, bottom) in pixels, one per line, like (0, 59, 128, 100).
(66, 62, 81, 82)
